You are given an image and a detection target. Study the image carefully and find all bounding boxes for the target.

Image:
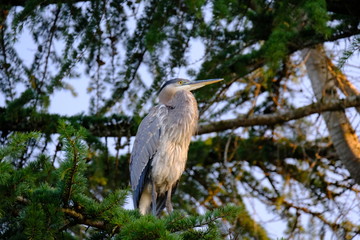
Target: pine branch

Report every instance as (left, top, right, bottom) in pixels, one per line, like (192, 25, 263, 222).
(58, 123, 88, 207)
(0, 106, 134, 137)
(61, 208, 112, 231)
(165, 205, 241, 233)
(14, 195, 115, 233)
(61, 141, 79, 207)
(14, 196, 112, 232)
(3, 94, 360, 136)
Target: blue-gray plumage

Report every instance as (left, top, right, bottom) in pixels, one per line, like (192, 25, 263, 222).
(130, 78, 223, 215)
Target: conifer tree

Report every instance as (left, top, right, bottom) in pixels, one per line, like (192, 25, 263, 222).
(0, 122, 243, 239)
(1, 0, 360, 238)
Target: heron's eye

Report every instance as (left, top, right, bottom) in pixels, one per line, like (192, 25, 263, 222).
(178, 81, 183, 85)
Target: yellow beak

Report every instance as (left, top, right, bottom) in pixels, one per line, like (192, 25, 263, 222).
(185, 78, 223, 91)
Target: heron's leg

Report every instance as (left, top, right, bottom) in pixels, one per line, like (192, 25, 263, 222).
(151, 181, 157, 216)
(138, 184, 152, 215)
(165, 188, 173, 214)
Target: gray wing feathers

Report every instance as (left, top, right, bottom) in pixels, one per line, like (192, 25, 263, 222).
(130, 105, 167, 193)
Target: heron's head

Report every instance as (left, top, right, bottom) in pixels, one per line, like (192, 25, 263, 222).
(158, 78, 223, 104)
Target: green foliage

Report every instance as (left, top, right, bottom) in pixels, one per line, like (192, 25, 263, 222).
(0, 123, 244, 239)
(0, 131, 39, 162)
(338, 36, 360, 68)
(262, 0, 330, 75)
(56, 121, 89, 207)
(1, 0, 360, 239)
(118, 205, 243, 240)
(302, 0, 330, 35)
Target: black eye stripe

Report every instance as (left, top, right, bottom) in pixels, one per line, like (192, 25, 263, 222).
(158, 78, 189, 95)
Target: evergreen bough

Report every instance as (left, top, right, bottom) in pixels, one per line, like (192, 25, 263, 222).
(0, 122, 242, 239)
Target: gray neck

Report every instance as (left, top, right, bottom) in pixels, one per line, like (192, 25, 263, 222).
(167, 91, 196, 109)
(158, 87, 176, 105)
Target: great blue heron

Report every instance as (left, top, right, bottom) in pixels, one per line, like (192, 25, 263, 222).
(130, 78, 223, 216)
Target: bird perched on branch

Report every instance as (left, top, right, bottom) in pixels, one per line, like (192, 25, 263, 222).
(130, 78, 223, 216)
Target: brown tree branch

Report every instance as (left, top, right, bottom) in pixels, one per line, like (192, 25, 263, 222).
(197, 94, 360, 135)
(2, 94, 360, 137)
(61, 208, 112, 231)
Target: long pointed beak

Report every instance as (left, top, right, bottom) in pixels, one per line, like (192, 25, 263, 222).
(185, 78, 223, 91)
